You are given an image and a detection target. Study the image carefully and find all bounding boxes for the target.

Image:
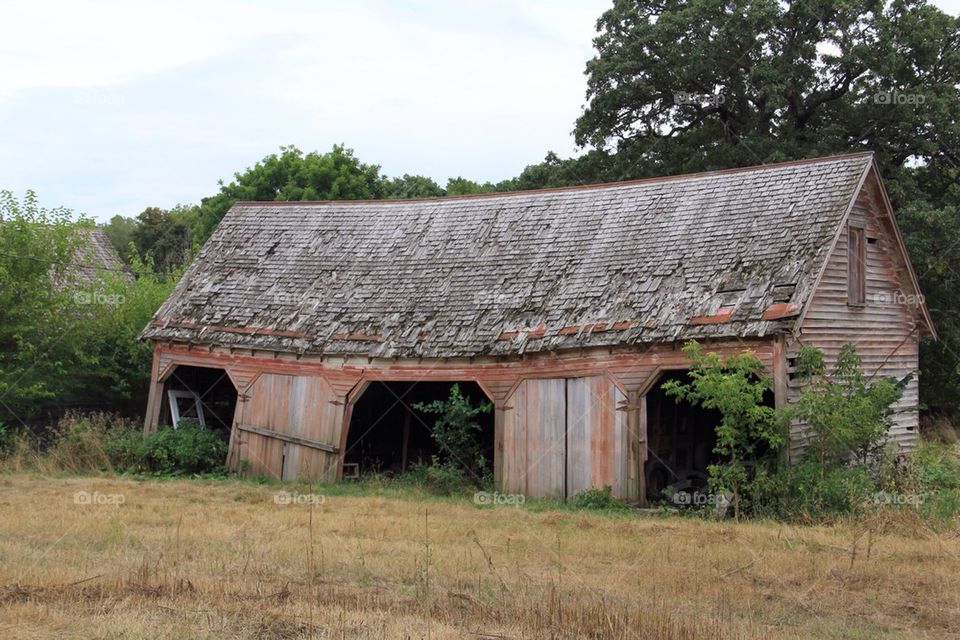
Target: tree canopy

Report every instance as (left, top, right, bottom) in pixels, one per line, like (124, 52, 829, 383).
(575, 0, 959, 192)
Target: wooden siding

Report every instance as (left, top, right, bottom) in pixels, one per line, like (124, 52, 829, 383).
(500, 379, 566, 498)
(566, 376, 629, 498)
(790, 174, 922, 458)
(231, 373, 344, 481)
(145, 339, 780, 492)
(501, 377, 632, 500)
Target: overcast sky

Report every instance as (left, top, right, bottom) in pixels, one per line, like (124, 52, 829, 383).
(1, 0, 958, 222)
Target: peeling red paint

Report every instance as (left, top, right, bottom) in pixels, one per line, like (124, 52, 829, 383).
(761, 302, 801, 320)
(691, 307, 735, 325)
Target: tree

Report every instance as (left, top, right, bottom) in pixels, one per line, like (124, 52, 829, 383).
(510, 150, 614, 190)
(412, 384, 493, 477)
(100, 214, 137, 264)
(0, 190, 81, 422)
(192, 145, 389, 245)
(662, 341, 785, 519)
(385, 174, 445, 198)
(790, 343, 909, 466)
(132, 205, 195, 273)
(576, 0, 959, 191)
(444, 176, 497, 196)
(0, 191, 179, 425)
(573, 0, 960, 417)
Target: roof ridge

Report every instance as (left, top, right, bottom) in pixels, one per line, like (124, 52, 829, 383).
(231, 152, 874, 207)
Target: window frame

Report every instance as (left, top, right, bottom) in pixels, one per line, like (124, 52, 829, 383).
(847, 224, 866, 306)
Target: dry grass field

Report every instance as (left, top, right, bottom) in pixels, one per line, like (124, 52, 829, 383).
(0, 473, 958, 639)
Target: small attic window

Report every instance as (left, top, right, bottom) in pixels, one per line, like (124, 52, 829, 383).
(848, 225, 866, 305)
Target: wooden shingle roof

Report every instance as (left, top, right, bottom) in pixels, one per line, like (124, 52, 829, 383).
(143, 153, 874, 357)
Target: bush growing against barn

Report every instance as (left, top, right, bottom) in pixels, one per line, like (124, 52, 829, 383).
(665, 340, 959, 524)
(412, 383, 493, 485)
(661, 341, 786, 520)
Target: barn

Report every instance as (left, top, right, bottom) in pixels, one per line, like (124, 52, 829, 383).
(140, 152, 934, 502)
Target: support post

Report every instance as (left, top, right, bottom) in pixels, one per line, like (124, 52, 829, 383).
(143, 345, 164, 434)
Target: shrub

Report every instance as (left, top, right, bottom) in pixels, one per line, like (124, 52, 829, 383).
(0, 422, 14, 458)
(405, 456, 472, 496)
(789, 343, 908, 467)
(0, 412, 228, 477)
(42, 412, 131, 473)
(412, 384, 492, 477)
(568, 486, 632, 511)
(134, 421, 227, 475)
(778, 458, 876, 519)
(662, 341, 786, 520)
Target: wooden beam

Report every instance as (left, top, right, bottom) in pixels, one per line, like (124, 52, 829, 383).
(143, 345, 164, 434)
(235, 424, 339, 454)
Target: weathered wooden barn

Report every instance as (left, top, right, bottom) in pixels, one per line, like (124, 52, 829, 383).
(141, 153, 934, 501)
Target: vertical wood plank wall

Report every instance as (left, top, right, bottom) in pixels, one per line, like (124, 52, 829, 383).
(789, 176, 922, 458)
(502, 376, 631, 500)
(146, 341, 778, 495)
(233, 373, 344, 481)
(566, 377, 628, 498)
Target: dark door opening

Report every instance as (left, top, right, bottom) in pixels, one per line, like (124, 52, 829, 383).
(161, 365, 237, 443)
(645, 370, 775, 503)
(645, 370, 721, 502)
(344, 381, 494, 478)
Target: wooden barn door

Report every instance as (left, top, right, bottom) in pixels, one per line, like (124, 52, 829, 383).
(565, 377, 629, 498)
(232, 373, 343, 481)
(502, 378, 566, 498)
(503, 376, 628, 500)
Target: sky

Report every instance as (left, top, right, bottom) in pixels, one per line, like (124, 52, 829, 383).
(1, 0, 958, 222)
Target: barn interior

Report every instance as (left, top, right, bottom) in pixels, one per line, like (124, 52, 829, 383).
(160, 365, 237, 441)
(644, 370, 721, 502)
(344, 381, 494, 478)
(644, 370, 776, 502)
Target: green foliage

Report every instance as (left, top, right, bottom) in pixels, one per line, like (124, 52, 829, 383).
(777, 458, 876, 519)
(0, 192, 180, 423)
(788, 343, 909, 466)
(568, 486, 632, 511)
(897, 193, 960, 415)
(131, 205, 196, 273)
(131, 421, 227, 475)
(909, 442, 960, 491)
(100, 214, 137, 264)
(404, 456, 473, 496)
(662, 341, 785, 519)
(0, 190, 85, 420)
(569, 0, 960, 418)
(385, 174, 445, 199)
(192, 145, 389, 245)
(412, 384, 492, 477)
(0, 422, 17, 458)
(576, 0, 959, 182)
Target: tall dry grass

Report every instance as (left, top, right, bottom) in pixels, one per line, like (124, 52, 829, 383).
(0, 474, 958, 639)
(0, 412, 132, 475)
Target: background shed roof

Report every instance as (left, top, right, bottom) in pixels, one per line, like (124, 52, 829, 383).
(142, 153, 873, 357)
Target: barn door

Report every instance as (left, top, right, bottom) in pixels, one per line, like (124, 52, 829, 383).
(565, 377, 628, 497)
(502, 376, 628, 500)
(501, 378, 566, 498)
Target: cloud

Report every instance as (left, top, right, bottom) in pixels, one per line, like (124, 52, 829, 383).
(0, 0, 608, 220)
